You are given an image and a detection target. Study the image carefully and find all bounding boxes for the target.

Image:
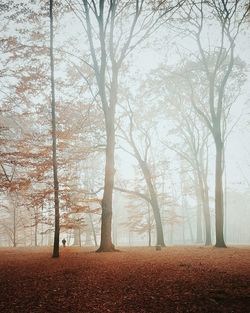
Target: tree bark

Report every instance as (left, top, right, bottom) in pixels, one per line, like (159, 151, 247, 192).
(147, 204, 152, 247)
(203, 179, 212, 246)
(50, 0, 60, 258)
(150, 191, 165, 247)
(195, 181, 203, 243)
(197, 172, 212, 246)
(34, 217, 38, 247)
(215, 140, 226, 247)
(140, 162, 165, 247)
(13, 205, 16, 247)
(96, 113, 116, 252)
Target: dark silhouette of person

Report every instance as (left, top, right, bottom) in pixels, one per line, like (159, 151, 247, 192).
(62, 238, 66, 247)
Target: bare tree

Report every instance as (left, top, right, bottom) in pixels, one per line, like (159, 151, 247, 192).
(177, 0, 249, 247)
(74, 0, 181, 251)
(166, 115, 212, 246)
(118, 105, 165, 247)
(141, 62, 213, 245)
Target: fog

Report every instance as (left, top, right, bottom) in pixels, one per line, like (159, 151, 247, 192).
(0, 0, 250, 250)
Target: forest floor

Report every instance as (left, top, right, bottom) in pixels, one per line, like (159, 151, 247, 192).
(0, 246, 250, 313)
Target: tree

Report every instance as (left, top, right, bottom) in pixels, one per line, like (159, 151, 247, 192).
(138, 61, 213, 245)
(118, 104, 166, 246)
(166, 105, 212, 245)
(50, 0, 60, 258)
(77, 0, 181, 251)
(176, 0, 249, 247)
(125, 196, 154, 247)
(0, 1, 108, 249)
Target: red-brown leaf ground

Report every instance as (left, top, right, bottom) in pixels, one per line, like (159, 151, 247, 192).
(0, 246, 250, 312)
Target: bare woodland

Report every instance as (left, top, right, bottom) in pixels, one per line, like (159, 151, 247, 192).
(1, 1, 250, 312)
(1, 1, 250, 253)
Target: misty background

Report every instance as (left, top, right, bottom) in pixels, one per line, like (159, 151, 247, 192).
(0, 0, 250, 248)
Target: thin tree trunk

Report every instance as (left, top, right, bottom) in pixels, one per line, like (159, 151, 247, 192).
(12, 192, 18, 247)
(215, 141, 226, 247)
(183, 196, 194, 243)
(203, 180, 212, 246)
(197, 169, 212, 246)
(13, 205, 16, 247)
(50, 0, 60, 258)
(147, 204, 151, 247)
(224, 158, 227, 242)
(140, 162, 165, 247)
(195, 183, 203, 243)
(35, 218, 37, 247)
(182, 206, 185, 244)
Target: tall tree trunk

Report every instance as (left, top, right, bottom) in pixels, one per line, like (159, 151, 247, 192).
(13, 205, 16, 247)
(150, 193, 165, 247)
(203, 179, 212, 246)
(195, 182, 203, 243)
(197, 169, 212, 246)
(34, 217, 38, 247)
(50, 0, 60, 258)
(139, 161, 165, 247)
(183, 195, 194, 243)
(215, 140, 226, 247)
(97, 114, 116, 252)
(144, 169, 165, 246)
(11, 192, 18, 247)
(147, 204, 152, 247)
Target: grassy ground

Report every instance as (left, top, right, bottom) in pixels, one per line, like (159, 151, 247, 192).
(0, 246, 250, 312)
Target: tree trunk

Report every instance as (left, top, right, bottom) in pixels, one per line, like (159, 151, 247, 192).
(34, 218, 38, 247)
(183, 196, 194, 243)
(147, 205, 151, 247)
(50, 0, 60, 258)
(215, 141, 226, 247)
(195, 183, 203, 243)
(140, 162, 165, 247)
(150, 194, 165, 247)
(197, 169, 212, 246)
(203, 180, 212, 246)
(13, 205, 16, 247)
(96, 114, 116, 252)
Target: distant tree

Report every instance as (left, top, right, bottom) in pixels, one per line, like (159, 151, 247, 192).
(125, 197, 154, 247)
(165, 106, 212, 245)
(117, 104, 166, 247)
(135, 61, 213, 245)
(176, 0, 249, 247)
